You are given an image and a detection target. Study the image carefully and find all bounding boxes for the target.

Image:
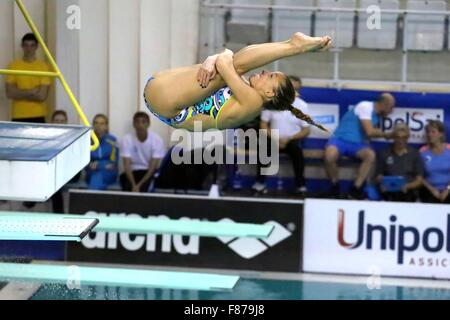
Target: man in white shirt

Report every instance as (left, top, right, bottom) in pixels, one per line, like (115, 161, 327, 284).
(120, 112, 166, 192)
(253, 76, 311, 195)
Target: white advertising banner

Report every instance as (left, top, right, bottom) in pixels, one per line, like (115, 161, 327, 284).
(303, 199, 450, 279)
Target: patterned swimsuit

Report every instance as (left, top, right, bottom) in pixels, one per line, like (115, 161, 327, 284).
(144, 77, 233, 128)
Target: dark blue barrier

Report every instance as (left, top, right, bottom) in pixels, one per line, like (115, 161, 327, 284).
(301, 87, 450, 151)
(0, 241, 65, 261)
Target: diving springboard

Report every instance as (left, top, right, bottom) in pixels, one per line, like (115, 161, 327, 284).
(0, 263, 239, 291)
(3, 212, 274, 239)
(0, 122, 91, 202)
(0, 216, 98, 241)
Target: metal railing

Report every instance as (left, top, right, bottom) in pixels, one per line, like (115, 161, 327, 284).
(201, 0, 450, 92)
(202, 1, 450, 15)
(0, 0, 99, 151)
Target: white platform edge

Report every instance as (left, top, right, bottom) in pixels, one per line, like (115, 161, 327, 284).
(0, 130, 90, 202)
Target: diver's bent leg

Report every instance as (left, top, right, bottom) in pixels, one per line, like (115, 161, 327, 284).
(233, 33, 331, 75)
(146, 65, 227, 118)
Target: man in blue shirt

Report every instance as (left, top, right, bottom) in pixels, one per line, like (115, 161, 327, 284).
(324, 93, 396, 199)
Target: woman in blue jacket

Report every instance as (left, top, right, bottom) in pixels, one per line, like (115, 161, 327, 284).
(86, 114, 119, 190)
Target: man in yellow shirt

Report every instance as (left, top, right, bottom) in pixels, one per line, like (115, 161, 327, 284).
(5, 33, 51, 123)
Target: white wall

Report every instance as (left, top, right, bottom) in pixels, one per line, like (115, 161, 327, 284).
(53, 0, 79, 123)
(56, 0, 201, 145)
(170, 0, 200, 68)
(79, 0, 108, 122)
(109, 0, 140, 144)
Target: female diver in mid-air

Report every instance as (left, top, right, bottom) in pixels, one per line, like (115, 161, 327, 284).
(144, 32, 332, 132)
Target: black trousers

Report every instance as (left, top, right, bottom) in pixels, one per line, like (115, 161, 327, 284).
(51, 191, 64, 213)
(12, 117, 46, 123)
(120, 171, 152, 192)
(51, 172, 81, 214)
(256, 139, 305, 188)
(381, 190, 418, 202)
(420, 187, 450, 204)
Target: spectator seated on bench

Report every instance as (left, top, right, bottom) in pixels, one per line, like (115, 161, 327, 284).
(420, 120, 450, 204)
(375, 124, 423, 202)
(324, 93, 396, 199)
(119, 112, 166, 193)
(85, 114, 119, 191)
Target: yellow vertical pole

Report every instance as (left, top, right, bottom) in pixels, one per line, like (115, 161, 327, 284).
(15, 0, 99, 151)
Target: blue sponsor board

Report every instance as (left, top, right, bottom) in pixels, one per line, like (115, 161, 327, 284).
(301, 87, 449, 151)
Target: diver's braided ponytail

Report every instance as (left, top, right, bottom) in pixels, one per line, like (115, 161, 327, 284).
(288, 106, 328, 132)
(267, 73, 328, 132)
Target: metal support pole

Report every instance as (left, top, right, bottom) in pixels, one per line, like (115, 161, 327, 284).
(5, 0, 100, 151)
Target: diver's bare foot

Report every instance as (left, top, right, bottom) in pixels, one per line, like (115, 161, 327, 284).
(290, 32, 332, 53)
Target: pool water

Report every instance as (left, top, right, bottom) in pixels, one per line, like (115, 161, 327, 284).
(30, 278, 450, 300)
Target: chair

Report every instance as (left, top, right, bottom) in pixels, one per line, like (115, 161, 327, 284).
(357, 0, 399, 49)
(405, 0, 447, 51)
(315, 0, 357, 48)
(227, 0, 271, 44)
(272, 0, 314, 42)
